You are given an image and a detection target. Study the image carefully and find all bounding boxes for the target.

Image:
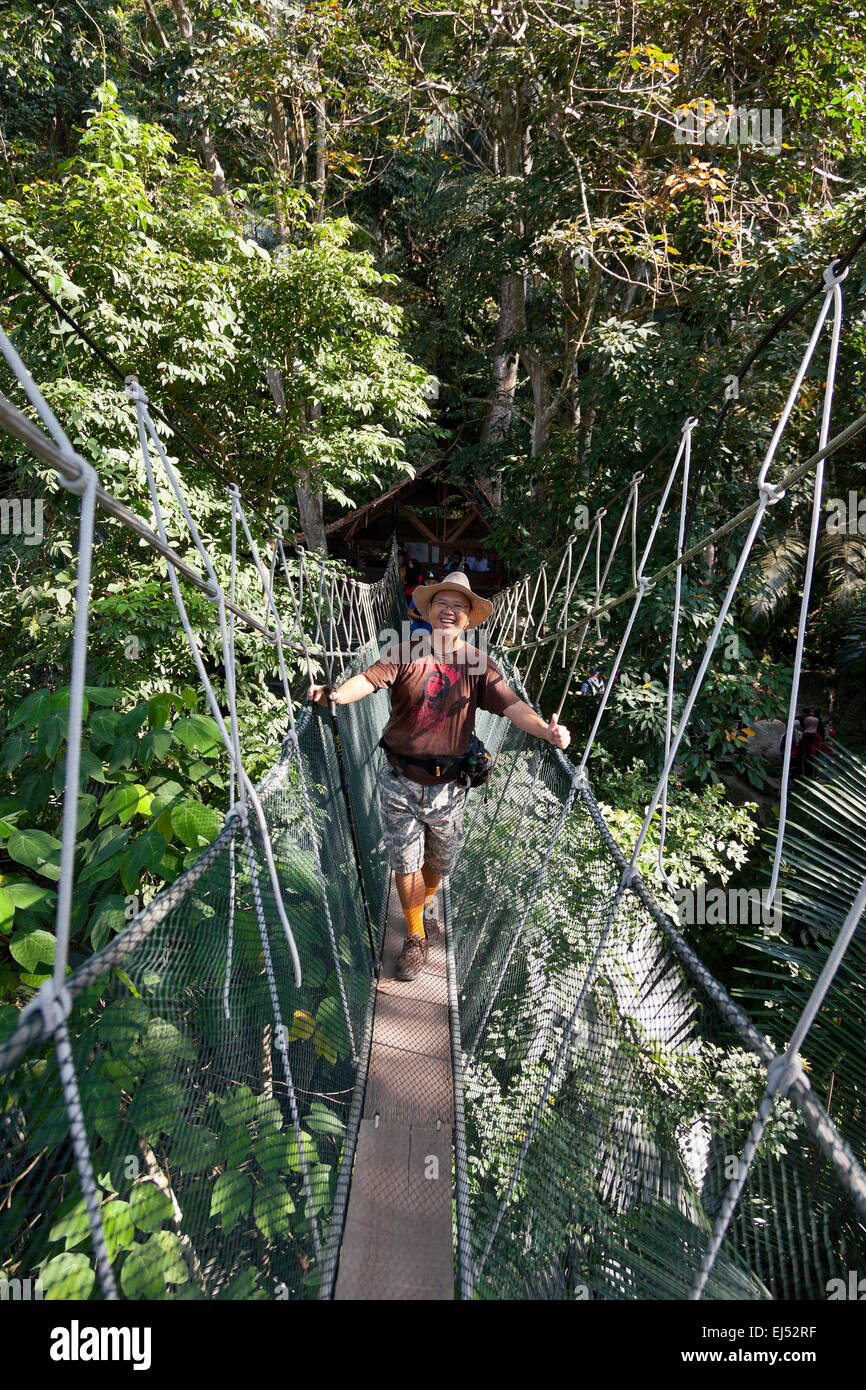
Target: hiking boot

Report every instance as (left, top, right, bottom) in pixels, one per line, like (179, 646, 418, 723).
(423, 898, 442, 938)
(395, 934, 429, 981)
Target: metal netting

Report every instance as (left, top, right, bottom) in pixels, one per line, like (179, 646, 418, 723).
(445, 665, 866, 1301)
(0, 706, 382, 1301)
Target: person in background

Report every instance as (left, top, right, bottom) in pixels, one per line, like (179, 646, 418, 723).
(780, 711, 803, 779)
(472, 545, 490, 574)
(408, 594, 432, 635)
(447, 550, 465, 572)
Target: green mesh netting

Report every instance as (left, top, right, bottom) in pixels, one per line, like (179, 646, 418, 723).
(447, 670, 865, 1300)
(0, 691, 389, 1302)
(2, 600, 863, 1301)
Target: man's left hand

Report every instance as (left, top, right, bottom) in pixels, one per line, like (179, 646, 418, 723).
(547, 714, 571, 750)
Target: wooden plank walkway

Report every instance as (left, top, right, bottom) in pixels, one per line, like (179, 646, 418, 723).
(334, 879, 455, 1300)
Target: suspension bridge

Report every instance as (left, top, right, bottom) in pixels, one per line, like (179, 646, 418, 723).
(0, 247, 865, 1302)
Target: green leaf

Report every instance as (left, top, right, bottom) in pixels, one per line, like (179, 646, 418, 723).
(210, 1170, 252, 1233)
(315, 996, 350, 1058)
(41, 1251, 95, 1300)
(0, 730, 30, 772)
(99, 996, 151, 1049)
(102, 1199, 136, 1261)
(171, 801, 222, 849)
(6, 880, 56, 911)
(0, 887, 14, 933)
(147, 693, 173, 729)
(285, 1128, 317, 1172)
(6, 829, 63, 881)
(141, 729, 173, 767)
(252, 1179, 295, 1241)
(128, 1077, 187, 1144)
(253, 1126, 290, 1178)
(89, 894, 127, 952)
(37, 709, 68, 760)
(305, 1101, 345, 1137)
(217, 1084, 257, 1129)
(107, 735, 139, 773)
(217, 1122, 249, 1167)
(116, 703, 149, 736)
(120, 827, 166, 893)
(49, 1194, 90, 1250)
(9, 927, 56, 972)
(83, 686, 124, 706)
(98, 784, 141, 827)
(130, 1181, 174, 1234)
(169, 1122, 220, 1173)
(79, 825, 130, 883)
(90, 709, 119, 744)
(75, 793, 98, 833)
(120, 1231, 188, 1299)
(173, 714, 222, 755)
(78, 749, 108, 785)
(136, 1017, 196, 1066)
(8, 690, 50, 731)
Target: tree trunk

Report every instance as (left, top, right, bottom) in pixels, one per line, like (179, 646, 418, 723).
(143, 0, 170, 49)
(266, 365, 328, 554)
(269, 92, 291, 242)
(198, 120, 229, 200)
(313, 95, 328, 222)
(170, 0, 231, 203)
(169, 0, 192, 41)
(479, 87, 527, 505)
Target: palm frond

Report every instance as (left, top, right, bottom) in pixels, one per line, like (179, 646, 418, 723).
(744, 533, 807, 627)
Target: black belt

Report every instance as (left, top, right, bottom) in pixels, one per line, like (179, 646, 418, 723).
(379, 736, 466, 782)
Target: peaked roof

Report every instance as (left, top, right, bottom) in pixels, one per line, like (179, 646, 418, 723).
(321, 459, 491, 539)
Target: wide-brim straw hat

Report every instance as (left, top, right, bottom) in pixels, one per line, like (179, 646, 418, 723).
(411, 571, 493, 630)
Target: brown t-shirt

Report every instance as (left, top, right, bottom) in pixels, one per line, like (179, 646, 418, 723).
(362, 639, 519, 784)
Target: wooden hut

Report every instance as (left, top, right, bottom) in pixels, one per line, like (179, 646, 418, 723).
(317, 461, 502, 590)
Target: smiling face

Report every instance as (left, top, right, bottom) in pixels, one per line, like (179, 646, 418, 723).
(429, 589, 472, 639)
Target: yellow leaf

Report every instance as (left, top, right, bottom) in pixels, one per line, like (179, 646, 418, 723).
(288, 1010, 316, 1042)
(313, 1028, 337, 1065)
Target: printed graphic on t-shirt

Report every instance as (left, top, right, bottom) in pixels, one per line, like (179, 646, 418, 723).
(410, 663, 460, 733)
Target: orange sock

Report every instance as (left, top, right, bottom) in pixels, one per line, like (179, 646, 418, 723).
(403, 903, 424, 938)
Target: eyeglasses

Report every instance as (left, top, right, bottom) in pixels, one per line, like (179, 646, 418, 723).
(432, 597, 470, 615)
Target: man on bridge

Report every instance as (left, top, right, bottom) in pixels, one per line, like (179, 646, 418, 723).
(309, 571, 571, 981)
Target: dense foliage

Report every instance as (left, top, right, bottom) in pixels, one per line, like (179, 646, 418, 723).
(1, 0, 865, 1299)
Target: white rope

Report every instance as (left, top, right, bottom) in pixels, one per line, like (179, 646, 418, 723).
(577, 454, 685, 773)
(223, 498, 239, 1021)
(126, 378, 302, 987)
(690, 870, 866, 1299)
(656, 419, 696, 893)
(766, 263, 847, 908)
(230, 490, 357, 1060)
(241, 811, 322, 1260)
(0, 324, 119, 1298)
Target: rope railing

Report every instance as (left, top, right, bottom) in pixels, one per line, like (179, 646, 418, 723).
(2, 237, 866, 1304)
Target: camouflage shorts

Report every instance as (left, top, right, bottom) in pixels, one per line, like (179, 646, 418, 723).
(378, 758, 469, 876)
